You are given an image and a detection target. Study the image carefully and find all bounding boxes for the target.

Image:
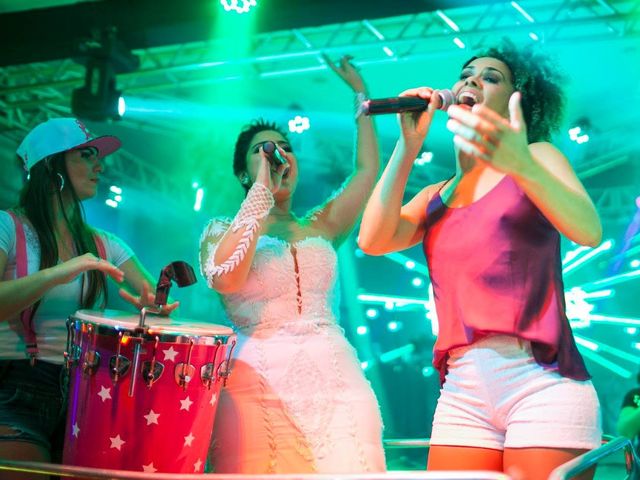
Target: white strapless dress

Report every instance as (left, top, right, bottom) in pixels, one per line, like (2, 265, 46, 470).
(209, 235, 385, 473)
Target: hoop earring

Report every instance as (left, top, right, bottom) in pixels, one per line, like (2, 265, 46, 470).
(57, 173, 65, 191)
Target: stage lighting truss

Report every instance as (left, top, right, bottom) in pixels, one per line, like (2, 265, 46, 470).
(1, 0, 638, 210)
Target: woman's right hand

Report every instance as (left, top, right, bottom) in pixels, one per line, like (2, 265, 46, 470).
(398, 87, 441, 149)
(53, 253, 124, 285)
(255, 145, 290, 194)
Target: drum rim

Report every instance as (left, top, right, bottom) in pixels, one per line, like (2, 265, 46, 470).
(70, 309, 235, 342)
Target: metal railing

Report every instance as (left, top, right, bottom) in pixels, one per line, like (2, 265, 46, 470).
(549, 436, 638, 480)
(384, 439, 431, 449)
(0, 460, 511, 480)
(2, 436, 636, 479)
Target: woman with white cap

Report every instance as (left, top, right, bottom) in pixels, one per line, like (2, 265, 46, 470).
(0, 118, 177, 478)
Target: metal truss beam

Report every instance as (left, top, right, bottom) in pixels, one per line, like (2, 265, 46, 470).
(1, 0, 638, 209)
(2, 1, 638, 116)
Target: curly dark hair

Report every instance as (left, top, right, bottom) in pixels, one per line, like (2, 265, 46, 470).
(463, 38, 566, 143)
(233, 119, 289, 193)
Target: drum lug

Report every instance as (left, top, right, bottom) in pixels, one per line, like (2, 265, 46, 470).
(218, 360, 231, 386)
(72, 344, 81, 363)
(218, 339, 237, 386)
(109, 355, 131, 382)
(175, 363, 196, 389)
(142, 361, 164, 387)
(64, 318, 79, 369)
(200, 363, 215, 389)
(63, 349, 78, 369)
(82, 350, 100, 375)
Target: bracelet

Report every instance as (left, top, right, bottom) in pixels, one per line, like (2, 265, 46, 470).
(354, 91, 368, 120)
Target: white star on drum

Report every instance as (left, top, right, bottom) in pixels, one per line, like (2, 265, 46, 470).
(110, 434, 125, 451)
(143, 409, 160, 426)
(210, 393, 217, 406)
(163, 346, 179, 362)
(97, 385, 111, 402)
(72, 423, 80, 438)
(142, 462, 157, 473)
(180, 396, 193, 411)
(184, 432, 195, 447)
(194, 459, 203, 472)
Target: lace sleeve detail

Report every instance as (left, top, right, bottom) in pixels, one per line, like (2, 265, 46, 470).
(199, 182, 274, 285)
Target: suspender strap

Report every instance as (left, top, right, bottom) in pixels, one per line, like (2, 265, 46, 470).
(6, 214, 109, 364)
(7, 211, 39, 363)
(94, 233, 106, 260)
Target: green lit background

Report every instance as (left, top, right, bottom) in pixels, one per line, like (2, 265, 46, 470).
(1, 0, 639, 470)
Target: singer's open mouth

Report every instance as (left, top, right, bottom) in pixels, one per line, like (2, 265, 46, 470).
(458, 91, 480, 109)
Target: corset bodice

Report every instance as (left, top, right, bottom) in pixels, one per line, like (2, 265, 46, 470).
(221, 236, 340, 334)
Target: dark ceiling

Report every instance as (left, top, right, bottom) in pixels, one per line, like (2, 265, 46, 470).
(0, 0, 483, 67)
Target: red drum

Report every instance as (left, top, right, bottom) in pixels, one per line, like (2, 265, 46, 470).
(62, 309, 236, 474)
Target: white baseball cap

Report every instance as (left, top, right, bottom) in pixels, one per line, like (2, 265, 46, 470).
(17, 118, 122, 171)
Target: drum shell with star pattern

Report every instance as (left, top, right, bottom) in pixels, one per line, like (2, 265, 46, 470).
(62, 309, 236, 474)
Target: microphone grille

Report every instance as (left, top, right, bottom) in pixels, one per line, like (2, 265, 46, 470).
(262, 141, 276, 154)
(439, 89, 455, 110)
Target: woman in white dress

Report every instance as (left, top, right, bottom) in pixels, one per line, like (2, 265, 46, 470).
(199, 55, 385, 473)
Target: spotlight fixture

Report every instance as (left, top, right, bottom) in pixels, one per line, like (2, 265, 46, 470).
(72, 27, 139, 121)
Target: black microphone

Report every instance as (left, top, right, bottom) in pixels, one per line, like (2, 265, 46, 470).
(361, 89, 455, 115)
(262, 141, 288, 166)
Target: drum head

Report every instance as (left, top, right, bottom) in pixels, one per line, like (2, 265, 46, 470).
(71, 309, 233, 337)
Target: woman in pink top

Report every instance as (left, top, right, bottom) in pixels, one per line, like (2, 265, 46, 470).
(359, 39, 602, 479)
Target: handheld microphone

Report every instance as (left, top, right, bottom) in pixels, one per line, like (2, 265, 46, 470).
(262, 141, 288, 166)
(361, 89, 455, 115)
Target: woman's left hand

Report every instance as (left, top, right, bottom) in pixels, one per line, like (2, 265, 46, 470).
(446, 92, 534, 177)
(323, 53, 367, 94)
(119, 281, 180, 316)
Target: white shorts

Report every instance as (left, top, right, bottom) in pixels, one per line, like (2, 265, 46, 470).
(430, 335, 602, 450)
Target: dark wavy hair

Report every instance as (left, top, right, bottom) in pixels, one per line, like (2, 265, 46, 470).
(233, 119, 289, 193)
(464, 38, 566, 143)
(16, 153, 108, 321)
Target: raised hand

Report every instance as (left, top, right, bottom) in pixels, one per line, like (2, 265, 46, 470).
(119, 280, 180, 316)
(446, 91, 533, 176)
(54, 252, 124, 285)
(322, 53, 367, 94)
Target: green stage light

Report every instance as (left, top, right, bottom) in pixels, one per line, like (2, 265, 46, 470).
(576, 346, 632, 378)
(576, 335, 640, 365)
(220, 0, 256, 14)
(563, 239, 614, 274)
